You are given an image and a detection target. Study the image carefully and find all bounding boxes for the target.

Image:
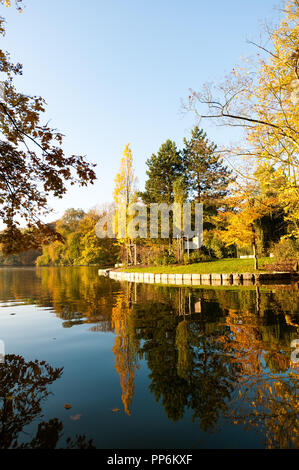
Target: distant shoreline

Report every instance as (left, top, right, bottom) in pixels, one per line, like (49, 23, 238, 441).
(0, 264, 108, 268)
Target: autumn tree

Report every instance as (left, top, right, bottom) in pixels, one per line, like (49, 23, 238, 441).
(113, 143, 137, 208)
(253, 163, 288, 249)
(78, 208, 119, 266)
(0, 6, 96, 255)
(219, 159, 291, 266)
(57, 208, 85, 233)
(36, 207, 119, 267)
(220, 181, 272, 269)
(186, 0, 299, 237)
(113, 143, 138, 242)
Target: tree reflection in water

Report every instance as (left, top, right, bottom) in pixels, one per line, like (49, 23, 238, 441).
(0, 268, 298, 448)
(0, 355, 95, 449)
(221, 309, 299, 448)
(111, 283, 299, 448)
(111, 293, 140, 416)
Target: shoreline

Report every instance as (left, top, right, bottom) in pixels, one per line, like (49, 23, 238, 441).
(99, 269, 299, 287)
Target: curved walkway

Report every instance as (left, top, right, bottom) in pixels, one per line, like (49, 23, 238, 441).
(99, 269, 298, 286)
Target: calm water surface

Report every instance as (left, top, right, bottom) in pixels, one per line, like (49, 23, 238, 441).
(0, 267, 298, 449)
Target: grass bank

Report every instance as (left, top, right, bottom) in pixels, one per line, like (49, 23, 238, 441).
(123, 257, 273, 274)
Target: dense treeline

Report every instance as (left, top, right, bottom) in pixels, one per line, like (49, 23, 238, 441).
(0, 209, 119, 267)
(1, 119, 299, 266)
(0, 248, 41, 266)
(35, 209, 119, 267)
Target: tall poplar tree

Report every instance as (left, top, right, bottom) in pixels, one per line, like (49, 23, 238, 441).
(113, 143, 137, 248)
(113, 143, 137, 208)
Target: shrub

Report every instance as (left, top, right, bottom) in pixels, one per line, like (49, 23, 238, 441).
(183, 250, 212, 264)
(272, 238, 299, 261)
(190, 250, 211, 263)
(183, 253, 190, 265)
(155, 249, 177, 265)
(202, 230, 230, 259)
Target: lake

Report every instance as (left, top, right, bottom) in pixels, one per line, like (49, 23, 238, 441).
(0, 267, 298, 449)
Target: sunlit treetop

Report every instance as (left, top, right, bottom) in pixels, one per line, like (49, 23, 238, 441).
(1, 0, 24, 11)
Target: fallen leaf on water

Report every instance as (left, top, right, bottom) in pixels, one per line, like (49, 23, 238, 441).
(112, 408, 120, 412)
(64, 404, 72, 410)
(70, 414, 81, 421)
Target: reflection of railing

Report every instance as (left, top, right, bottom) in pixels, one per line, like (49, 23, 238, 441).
(126, 281, 138, 305)
(125, 283, 204, 317)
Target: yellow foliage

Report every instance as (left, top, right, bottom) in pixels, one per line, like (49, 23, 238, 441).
(190, 1, 299, 239)
(245, 1, 299, 178)
(113, 143, 138, 242)
(113, 143, 137, 207)
(1, 0, 23, 11)
(111, 293, 139, 415)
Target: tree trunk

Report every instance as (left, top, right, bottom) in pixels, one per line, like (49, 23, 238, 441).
(253, 241, 258, 270)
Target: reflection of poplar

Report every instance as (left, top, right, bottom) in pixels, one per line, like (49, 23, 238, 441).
(111, 294, 139, 416)
(176, 320, 193, 382)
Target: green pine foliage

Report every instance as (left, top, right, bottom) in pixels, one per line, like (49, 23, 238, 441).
(183, 126, 233, 204)
(140, 140, 185, 204)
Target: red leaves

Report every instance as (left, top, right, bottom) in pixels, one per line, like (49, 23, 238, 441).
(0, 221, 64, 255)
(0, 18, 97, 254)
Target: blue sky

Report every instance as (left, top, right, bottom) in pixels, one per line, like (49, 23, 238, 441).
(2, 0, 282, 221)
